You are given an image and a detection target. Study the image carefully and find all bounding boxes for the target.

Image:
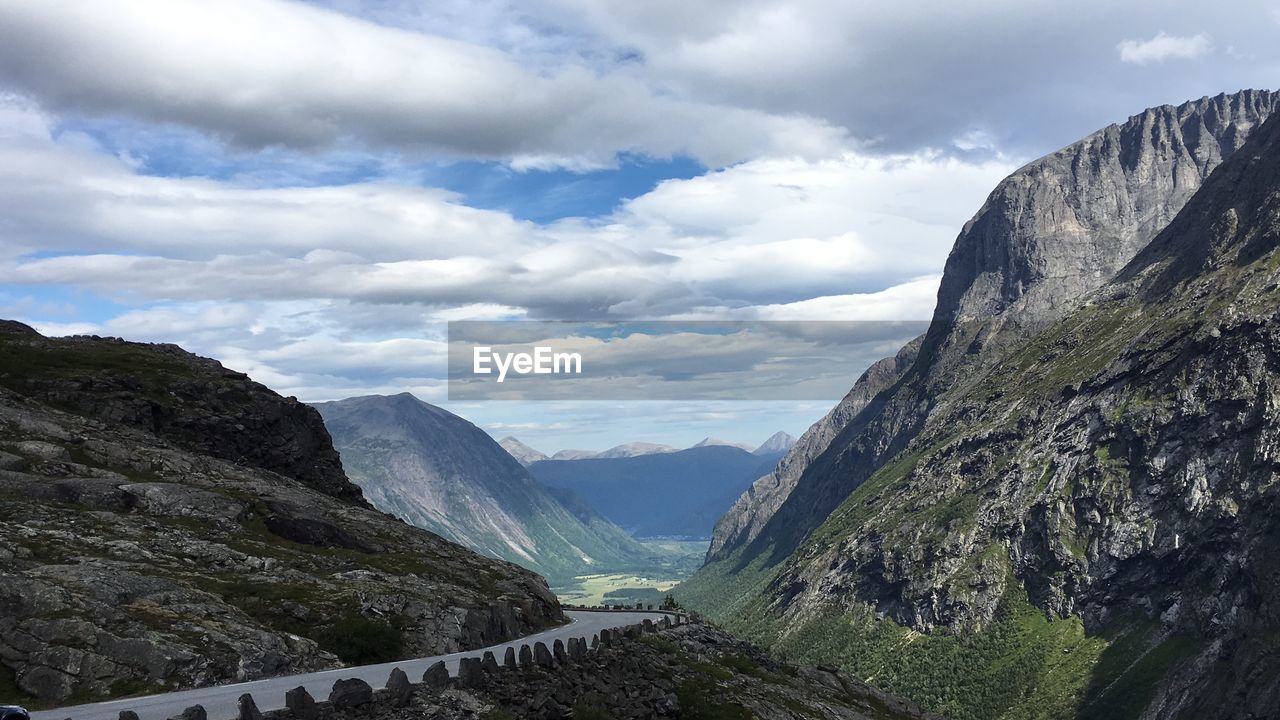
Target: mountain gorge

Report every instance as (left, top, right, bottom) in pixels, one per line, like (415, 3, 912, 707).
(0, 325, 562, 706)
(315, 394, 660, 584)
(679, 89, 1280, 720)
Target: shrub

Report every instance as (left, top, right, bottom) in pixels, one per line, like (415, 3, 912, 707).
(317, 614, 404, 665)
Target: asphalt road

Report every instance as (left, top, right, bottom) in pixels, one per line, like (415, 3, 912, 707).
(31, 610, 667, 720)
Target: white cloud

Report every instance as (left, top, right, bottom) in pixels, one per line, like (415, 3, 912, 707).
(0, 0, 847, 168)
(0, 96, 1015, 409)
(1117, 32, 1212, 65)
(0, 102, 1015, 320)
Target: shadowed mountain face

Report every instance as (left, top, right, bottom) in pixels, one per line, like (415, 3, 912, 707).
(315, 394, 658, 583)
(528, 445, 779, 539)
(0, 326, 562, 706)
(680, 91, 1280, 720)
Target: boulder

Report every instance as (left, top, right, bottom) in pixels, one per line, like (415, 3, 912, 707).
(457, 657, 486, 689)
(286, 686, 318, 720)
(422, 660, 450, 689)
(329, 677, 373, 708)
(503, 646, 517, 669)
(168, 706, 206, 720)
(385, 668, 412, 707)
(534, 641, 554, 668)
(519, 644, 534, 668)
(481, 651, 500, 675)
(237, 694, 262, 720)
(552, 639, 567, 664)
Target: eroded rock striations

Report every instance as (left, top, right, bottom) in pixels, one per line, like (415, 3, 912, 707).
(706, 335, 923, 561)
(314, 394, 659, 584)
(682, 90, 1280, 720)
(0, 327, 562, 706)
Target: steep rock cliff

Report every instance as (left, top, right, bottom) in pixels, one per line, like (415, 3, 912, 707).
(681, 91, 1280, 720)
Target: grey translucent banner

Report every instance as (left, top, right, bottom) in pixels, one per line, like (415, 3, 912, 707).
(447, 320, 928, 401)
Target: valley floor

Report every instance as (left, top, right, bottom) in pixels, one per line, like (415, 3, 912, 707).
(552, 539, 708, 606)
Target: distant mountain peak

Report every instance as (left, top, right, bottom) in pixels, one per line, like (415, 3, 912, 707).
(596, 441, 677, 459)
(692, 437, 755, 451)
(550, 448, 599, 460)
(498, 436, 548, 466)
(753, 431, 796, 456)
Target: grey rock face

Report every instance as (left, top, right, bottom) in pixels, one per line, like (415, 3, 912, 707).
(707, 335, 924, 561)
(690, 95, 1280, 720)
(935, 89, 1280, 329)
(706, 91, 1280, 568)
(0, 330, 362, 504)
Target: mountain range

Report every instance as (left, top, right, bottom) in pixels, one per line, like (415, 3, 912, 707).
(315, 394, 660, 584)
(527, 444, 787, 539)
(501, 433, 795, 467)
(678, 89, 1280, 720)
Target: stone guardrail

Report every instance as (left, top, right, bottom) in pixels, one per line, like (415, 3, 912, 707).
(110, 614, 688, 720)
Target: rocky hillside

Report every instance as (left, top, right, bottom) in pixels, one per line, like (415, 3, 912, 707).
(679, 90, 1280, 720)
(707, 335, 923, 561)
(0, 321, 361, 504)
(0, 326, 562, 707)
(314, 394, 660, 584)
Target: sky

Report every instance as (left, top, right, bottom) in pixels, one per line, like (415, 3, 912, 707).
(1, 0, 1277, 452)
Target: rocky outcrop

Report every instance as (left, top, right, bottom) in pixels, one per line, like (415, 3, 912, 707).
(706, 334, 923, 561)
(935, 88, 1279, 329)
(0, 328, 563, 706)
(704, 90, 1280, 570)
(684, 91, 1280, 720)
(0, 326, 362, 503)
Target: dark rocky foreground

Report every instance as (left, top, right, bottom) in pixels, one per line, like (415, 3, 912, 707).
(148, 617, 943, 720)
(0, 323, 562, 705)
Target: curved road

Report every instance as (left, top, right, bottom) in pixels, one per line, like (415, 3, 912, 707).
(31, 610, 668, 720)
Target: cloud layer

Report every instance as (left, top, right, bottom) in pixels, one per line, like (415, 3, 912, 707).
(2, 0, 1276, 447)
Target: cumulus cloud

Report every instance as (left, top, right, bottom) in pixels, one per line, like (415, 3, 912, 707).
(532, 0, 1279, 155)
(1117, 32, 1213, 65)
(0, 0, 847, 168)
(0, 102, 1014, 320)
